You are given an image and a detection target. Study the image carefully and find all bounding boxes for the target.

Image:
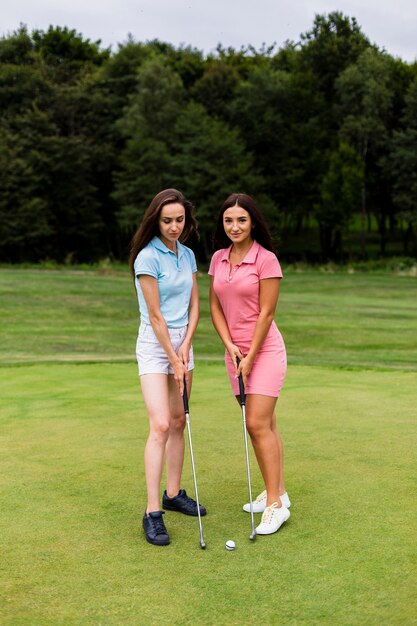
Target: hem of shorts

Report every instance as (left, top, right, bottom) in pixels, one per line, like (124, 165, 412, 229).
(139, 365, 195, 376)
(139, 324, 189, 330)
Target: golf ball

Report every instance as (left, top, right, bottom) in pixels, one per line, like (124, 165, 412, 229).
(225, 540, 235, 551)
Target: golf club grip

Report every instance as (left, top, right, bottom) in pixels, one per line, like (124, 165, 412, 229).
(182, 377, 189, 412)
(236, 357, 245, 406)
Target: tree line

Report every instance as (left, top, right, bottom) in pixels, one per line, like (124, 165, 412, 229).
(1, 13, 416, 264)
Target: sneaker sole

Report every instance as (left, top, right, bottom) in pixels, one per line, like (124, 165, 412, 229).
(144, 534, 170, 546)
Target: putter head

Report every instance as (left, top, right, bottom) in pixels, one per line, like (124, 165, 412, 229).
(200, 541, 206, 549)
(250, 531, 257, 541)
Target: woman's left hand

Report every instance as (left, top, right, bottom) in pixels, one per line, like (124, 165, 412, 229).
(177, 340, 191, 370)
(237, 355, 254, 388)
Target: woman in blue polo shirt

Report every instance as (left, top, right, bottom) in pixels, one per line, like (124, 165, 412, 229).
(129, 188, 206, 546)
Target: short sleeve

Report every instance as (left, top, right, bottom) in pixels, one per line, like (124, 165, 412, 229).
(208, 250, 221, 276)
(187, 248, 197, 273)
(258, 250, 283, 280)
(134, 247, 159, 278)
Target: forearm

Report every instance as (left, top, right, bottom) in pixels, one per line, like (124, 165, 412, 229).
(183, 276, 199, 344)
(148, 313, 181, 365)
(210, 305, 234, 350)
(184, 303, 199, 344)
(246, 311, 275, 363)
(245, 277, 280, 363)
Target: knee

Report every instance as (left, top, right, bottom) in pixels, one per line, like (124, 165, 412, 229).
(149, 419, 170, 444)
(170, 413, 186, 434)
(246, 416, 266, 442)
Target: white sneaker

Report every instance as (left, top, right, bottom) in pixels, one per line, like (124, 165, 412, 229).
(243, 490, 291, 513)
(243, 490, 267, 513)
(280, 492, 291, 509)
(255, 502, 290, 535)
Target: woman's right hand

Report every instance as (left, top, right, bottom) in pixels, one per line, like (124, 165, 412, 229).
(227, 344, 244, 375)
(172, 359, 187, 396)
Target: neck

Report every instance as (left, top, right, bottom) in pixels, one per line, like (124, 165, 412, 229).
(159, 236, 177, 253)
(232, 240, 253, 255)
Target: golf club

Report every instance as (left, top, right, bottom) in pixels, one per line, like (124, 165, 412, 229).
(182, 378, 206, 549)
(237, 359, 256, 541)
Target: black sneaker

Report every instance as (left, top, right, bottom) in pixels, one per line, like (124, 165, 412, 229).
(162, 489, 207, 517)
(142, 510, 170, 546)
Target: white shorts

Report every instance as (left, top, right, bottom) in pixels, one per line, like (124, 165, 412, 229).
(136, 323, 194, 376)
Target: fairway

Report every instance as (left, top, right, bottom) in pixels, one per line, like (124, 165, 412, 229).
(1, 268, 416, 625)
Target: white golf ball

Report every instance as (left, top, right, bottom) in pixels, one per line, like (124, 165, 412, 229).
(225, 540, 235, 551)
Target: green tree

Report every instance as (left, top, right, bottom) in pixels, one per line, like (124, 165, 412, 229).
(388, 78, 417, 255)
(191, 59, 240, 118)
(337, 47, 393, 257)
(315, 142, 364, 259)
(234, 57, 330, 235)
(32, 25, 109, 82)
(170, 102, 264, 260)
(113, 56, 185, 232)
(299, 12, 369, 104)
(0, 120, 53, 261)
(0, 27, 108, 261)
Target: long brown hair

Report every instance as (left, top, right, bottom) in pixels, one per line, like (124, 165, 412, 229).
(212, 193, 277, 255)
(129, 189, 197, 277)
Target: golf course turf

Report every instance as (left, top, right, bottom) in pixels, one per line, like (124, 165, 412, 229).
(1, 268, 416, 625)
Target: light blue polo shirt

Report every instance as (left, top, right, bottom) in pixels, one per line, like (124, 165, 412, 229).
(134, 236, 197, 327)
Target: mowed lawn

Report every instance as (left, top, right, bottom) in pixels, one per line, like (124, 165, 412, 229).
(1, 268, 416, 625)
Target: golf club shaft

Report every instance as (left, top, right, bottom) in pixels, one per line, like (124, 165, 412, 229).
(183, 380, 206, 549)
(237, 360, 256, 540)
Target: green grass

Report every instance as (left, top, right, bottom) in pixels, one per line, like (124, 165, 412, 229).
(1, 268, 416, 625)
(1, 268, 417, 369)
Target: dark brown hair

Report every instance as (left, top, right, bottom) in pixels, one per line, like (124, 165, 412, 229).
(129, 189, 197, 277)
(212, 193, 277, 255)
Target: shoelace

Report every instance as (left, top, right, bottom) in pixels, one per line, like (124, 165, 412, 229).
(256, 490, 267, 503)
(181, 493, 197, 507)
(261, 502, 279, 524)
(152, 515, 167, 536)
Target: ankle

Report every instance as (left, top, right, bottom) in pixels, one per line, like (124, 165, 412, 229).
(266, 494, 280, 507)
(146, 505, 161, 515)
(266, 499, 282, 508)
(166, 489, 180, 499)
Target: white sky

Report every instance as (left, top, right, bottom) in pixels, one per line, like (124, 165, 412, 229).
(1, 0, 416, 62)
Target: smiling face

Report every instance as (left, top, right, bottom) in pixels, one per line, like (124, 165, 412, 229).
(158, 202, 186, 248)
(223, 204, 254, 246)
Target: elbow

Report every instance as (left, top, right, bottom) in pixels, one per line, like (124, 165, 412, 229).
(262, 311, 275, 326)
(148, 311, 164, 327)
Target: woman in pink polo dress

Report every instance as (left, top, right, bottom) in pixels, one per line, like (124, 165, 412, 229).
(209, 193, 291, 536)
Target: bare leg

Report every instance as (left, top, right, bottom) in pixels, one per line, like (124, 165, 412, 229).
(165, 373, 192, 497)
(245, 394, 283, 507)
(271, 411, 286, 495)
(140, 374, 172, 513)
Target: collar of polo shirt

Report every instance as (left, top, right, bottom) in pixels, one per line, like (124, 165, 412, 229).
(152, 236, 186, 259)
(220, 240, 260, 264)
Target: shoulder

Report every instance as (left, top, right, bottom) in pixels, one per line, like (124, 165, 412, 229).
(179, 243, 197, 271)
(256, 244, 276, 261)
(135, 243, 157, 263)
(134, 243, 159, 274)
(181, 243, 196, 261)
(256, 244, 283, 277)
(208, 248, 227, 274)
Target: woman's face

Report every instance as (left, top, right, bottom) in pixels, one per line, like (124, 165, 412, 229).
(223, 205, 253, 245)
(158, 203, 186, 247)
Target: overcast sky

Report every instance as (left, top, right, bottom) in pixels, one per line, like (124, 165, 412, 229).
(1, 0, 416, 62)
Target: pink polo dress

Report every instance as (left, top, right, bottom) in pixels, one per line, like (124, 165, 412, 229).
(208, 241, 287, 397)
